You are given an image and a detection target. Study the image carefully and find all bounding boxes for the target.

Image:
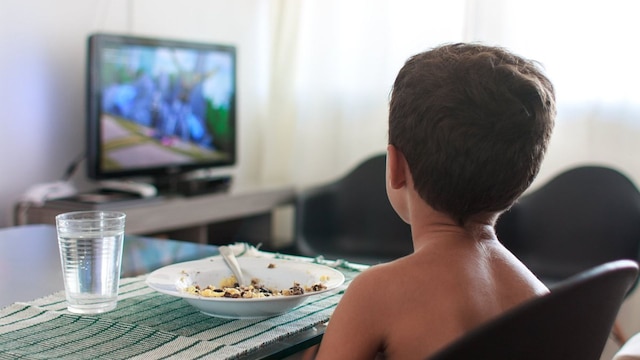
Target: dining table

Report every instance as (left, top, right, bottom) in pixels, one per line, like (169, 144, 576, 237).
(0, 224, 366, 359)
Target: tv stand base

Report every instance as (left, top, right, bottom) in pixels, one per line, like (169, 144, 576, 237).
(154, 176, 232, 197)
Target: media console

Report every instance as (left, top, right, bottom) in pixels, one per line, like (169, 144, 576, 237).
(15, 184, 296, 248)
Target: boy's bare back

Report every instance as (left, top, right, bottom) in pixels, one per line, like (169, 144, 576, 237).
(317, 228, 548, 359)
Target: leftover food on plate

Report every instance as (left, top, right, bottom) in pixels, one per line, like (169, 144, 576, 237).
(183, 275, 327, 299)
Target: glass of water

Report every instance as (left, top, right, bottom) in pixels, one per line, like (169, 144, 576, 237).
(56, 210, 126, 314)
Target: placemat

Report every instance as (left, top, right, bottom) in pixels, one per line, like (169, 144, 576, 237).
(0, 250, 365, 360)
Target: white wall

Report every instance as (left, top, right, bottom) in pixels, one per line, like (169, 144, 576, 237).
(1, 1, 115, 225)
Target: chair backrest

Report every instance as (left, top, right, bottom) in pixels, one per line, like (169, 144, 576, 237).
(496, 166, 640, 285)
(429, 259, 639, 360)
(294, 153, 413, 264)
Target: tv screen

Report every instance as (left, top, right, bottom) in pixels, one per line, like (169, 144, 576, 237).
(86, 33, 236, 188)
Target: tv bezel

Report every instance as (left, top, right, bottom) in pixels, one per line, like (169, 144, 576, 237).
(85, 32, 237, 185)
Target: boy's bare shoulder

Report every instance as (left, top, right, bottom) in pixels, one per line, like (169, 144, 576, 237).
(352, 247, 462, 284)
(344, 252, 453, 306)
(337, 252, 477, 354)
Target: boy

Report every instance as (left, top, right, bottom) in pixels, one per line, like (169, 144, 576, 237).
(315, 43, 556, 359)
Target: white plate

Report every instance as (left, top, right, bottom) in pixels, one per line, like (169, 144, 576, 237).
(146, 256, 345, 319)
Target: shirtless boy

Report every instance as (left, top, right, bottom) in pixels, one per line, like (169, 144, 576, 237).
(314, 43, 556, 359)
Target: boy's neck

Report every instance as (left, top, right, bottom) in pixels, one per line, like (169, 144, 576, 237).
(409, 204, 499, 252)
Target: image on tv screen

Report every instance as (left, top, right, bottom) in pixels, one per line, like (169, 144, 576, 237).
(98, 41, 235, 172)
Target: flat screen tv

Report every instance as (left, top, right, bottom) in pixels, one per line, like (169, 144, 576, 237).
(86, 33, 236, 193)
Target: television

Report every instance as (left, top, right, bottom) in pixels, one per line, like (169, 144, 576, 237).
(86, 33, 236, 194)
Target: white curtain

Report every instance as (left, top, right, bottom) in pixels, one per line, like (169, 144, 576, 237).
(259, 0, 467, 187)
(467, 0, 640, 184)
(258, 0, 640, 189)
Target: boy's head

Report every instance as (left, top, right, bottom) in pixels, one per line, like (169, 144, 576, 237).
(388, 43, 556, 225)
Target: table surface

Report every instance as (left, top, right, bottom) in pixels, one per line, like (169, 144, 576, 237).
(0, 224, 362, 359)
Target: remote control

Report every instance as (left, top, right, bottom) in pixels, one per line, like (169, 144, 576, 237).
(99, 180, 158, 198)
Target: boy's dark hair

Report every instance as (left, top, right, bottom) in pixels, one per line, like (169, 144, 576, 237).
(388, 43, 556, 224)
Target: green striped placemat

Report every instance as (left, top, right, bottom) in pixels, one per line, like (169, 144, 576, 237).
(0, 255, 364, 360)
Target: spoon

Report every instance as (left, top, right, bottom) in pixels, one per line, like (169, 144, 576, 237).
(219, 245, 246, 286)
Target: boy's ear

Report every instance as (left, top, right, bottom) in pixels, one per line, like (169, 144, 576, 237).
(387, 144, 407, 190)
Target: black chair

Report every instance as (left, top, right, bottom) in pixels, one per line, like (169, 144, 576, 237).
(495, 165, 640, 343)
(496, 165, 640, 285)
(429, 259, 639, 360)
(293, 153, 413, 265)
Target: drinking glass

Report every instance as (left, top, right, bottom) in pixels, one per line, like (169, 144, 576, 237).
(56, 210, 126, 314)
